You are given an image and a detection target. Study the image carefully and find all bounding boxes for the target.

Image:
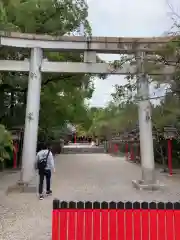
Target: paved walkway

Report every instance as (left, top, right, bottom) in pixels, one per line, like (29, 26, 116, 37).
(1, 153, 180, 239)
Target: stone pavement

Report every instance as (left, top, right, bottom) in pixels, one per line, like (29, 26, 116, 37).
(62, 143, 105, 153)
(1, 153, 180, 240)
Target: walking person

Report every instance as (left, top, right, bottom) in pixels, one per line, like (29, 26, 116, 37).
(36, 142, 55, 200)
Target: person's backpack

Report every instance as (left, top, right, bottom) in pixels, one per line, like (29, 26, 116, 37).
(37, 150, 50, 172)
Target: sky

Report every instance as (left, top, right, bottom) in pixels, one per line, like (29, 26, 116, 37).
(87, 0, 178, 106)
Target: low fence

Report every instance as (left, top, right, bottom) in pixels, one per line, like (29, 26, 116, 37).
(104, 140, 140, 161)
(52, 199, 180, 240)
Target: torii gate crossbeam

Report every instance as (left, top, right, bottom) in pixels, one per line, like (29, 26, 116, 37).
(0, 32, 175, 190)
(0, 31, 176, 53)
(0, 60, 175, 75)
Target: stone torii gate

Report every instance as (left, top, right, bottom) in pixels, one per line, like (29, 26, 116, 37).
(0, 32, 175, 190)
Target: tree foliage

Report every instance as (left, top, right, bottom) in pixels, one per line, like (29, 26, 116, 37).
(0, 124, 13, 162)
(0, 0, 97, 137)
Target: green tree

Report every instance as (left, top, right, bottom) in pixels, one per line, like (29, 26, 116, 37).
(0, 124, 13, 163)
(0, 0, 97, 137)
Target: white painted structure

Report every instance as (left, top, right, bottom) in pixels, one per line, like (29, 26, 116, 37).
(0, 32, 176, 189)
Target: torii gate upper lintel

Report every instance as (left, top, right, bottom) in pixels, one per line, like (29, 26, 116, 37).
(0, 31, 175, 189)
(0, 31, 176, 74)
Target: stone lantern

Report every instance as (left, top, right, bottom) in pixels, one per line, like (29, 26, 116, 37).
(128, 133, 135, 142)
(123, 132, 129, 142)
(132, 126, 140, 142)
(163, 126, 177, 140)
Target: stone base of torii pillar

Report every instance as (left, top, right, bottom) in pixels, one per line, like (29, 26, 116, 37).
(6, 182, 37, 194)
(132, 180, 165, 191)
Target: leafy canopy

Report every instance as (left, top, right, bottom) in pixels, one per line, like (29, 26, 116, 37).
(0, 0, 96, 136)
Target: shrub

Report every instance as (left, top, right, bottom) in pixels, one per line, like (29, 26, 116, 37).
(0, 124, 13, 163)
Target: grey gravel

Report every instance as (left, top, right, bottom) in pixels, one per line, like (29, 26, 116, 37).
(1, 153, 180, 239)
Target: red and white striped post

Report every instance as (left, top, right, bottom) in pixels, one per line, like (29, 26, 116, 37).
(130, 143, 134, 161)
(114, 144, 118, 154)
(164, 127, 177, 176)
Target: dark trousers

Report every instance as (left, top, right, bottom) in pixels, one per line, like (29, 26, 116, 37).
(38, 169, 51, 194)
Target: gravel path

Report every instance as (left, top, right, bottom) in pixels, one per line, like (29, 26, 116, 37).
(1, 153, 180, 239)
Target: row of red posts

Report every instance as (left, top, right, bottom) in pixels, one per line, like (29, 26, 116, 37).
(109, 140, 173, 176)
(108, 142, 137, 161)
(52, 199, 180, 240)
(12, 137, 173, 174)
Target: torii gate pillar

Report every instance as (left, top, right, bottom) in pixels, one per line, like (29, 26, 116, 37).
(20, 48, 43, 184)
(132, 52, 163, 190)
